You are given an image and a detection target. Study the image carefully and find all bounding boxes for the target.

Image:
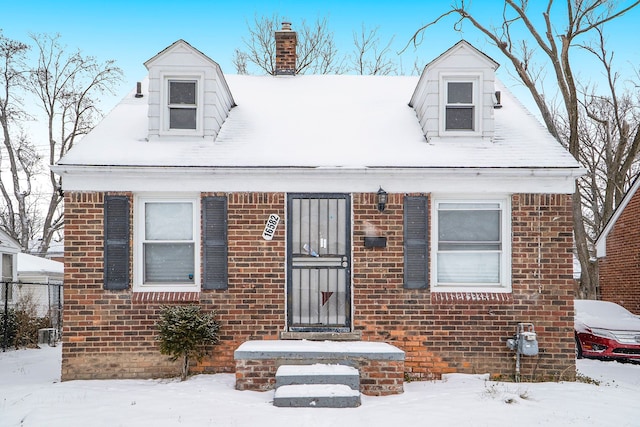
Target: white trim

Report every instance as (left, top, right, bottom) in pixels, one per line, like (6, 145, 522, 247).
(595, 175, 640, 258)
(133, 193, 201, 292)
(160, 72, 205, 137)
(440, 73, 482, 136)
(54, 166, 583, 194)
(431, 195, 512, 293)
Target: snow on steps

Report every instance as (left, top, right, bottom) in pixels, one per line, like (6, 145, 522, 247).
(273, 364, 361, 408)
(274, 384, 361, 408)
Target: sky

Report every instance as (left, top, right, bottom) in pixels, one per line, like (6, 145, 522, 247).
(3, 0, 640, 115)
(2, 345, 640, 426)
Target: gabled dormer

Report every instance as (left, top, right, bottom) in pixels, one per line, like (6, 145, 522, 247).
(144, 40, 235, 141)
(410, 40, 500, 142)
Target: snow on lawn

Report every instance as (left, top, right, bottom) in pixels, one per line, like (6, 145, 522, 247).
(2, 346, 640, 426)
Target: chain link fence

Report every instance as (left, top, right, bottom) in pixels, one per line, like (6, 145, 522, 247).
(1, 281, 63, 351)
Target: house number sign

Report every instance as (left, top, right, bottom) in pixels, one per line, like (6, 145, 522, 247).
(262, 213, 280, 240)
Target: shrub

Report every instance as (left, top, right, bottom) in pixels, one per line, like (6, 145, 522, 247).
(0, 308, 18, 350)
(14, 291, 51, 348)
(156, 305, 221, 381)
(1, 291, 51, 349)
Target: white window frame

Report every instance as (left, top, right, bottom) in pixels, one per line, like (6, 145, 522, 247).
(133, 194, 201, 292)
(440, 73, 482, 136)
(431, 195, 511, 292)
(160, 72, 205, 136)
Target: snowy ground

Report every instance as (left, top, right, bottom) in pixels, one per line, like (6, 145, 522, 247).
(1, 346, 640, 426)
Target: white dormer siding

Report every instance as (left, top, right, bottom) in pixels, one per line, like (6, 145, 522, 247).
(410, 41, 499, 142)
(144, 40, 235, 141)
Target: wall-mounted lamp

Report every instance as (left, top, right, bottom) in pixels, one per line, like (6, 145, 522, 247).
(377, 187, 388, 212)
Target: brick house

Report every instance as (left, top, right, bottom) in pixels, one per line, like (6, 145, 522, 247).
(53, 26, 582, 386)
(596, 176, 640, 313)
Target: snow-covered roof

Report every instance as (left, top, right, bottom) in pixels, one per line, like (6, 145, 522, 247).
(58, 74, 577, 170)
(17, 253, 63, 276)
(0, 229, 21, 253)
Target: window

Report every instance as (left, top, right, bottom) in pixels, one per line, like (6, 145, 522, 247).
(439, 74, 482, 135)
(168, 80, 197, 130)
(1, 253, 13, 301)
(109, 194, 227, 292)
(445, 81, 474, 131)
(432, 198, 511, 291)
(135, 196, 200, 291)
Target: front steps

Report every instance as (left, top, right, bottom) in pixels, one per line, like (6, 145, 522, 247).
(234, 340, 405, 396)
(273, 363, 361, 408)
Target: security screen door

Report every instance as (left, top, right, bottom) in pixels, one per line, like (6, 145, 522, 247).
(287, 194, 351, 332)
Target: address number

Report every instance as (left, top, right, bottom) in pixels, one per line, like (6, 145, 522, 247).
(262, 213, 280, 241)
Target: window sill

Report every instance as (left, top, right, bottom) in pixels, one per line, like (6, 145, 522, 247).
(132, 291, 200, 304)
(431, 291, 512, 304)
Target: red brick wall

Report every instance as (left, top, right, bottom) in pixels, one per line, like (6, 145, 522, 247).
(352, 193, 575, 381)
(62, 191, 575, 381)
(62, 192, 285, 380)
(599, 189, 640, 313)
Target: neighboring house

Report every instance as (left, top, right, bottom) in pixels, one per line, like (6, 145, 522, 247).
(596, 175, 640, 313)
(53, 26, 583, 383)
(1, 231, 62, 323)
(0, 229, 20, 304)
(16, 253, 64, 323)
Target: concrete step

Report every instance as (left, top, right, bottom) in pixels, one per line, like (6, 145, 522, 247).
(273, 384, 361, 408)
(275, 364, 360, 390)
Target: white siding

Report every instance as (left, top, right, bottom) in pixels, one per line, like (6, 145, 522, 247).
(144, 40, 234, 141)
(410, 41, 499, 141)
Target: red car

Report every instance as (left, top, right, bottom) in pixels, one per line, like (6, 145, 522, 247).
(575, 299, 640, 361)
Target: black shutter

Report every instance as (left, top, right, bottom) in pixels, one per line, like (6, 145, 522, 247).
(404, 196, 429, 289)
(203, 196, 228, 290)
(104, 196, 130, 290)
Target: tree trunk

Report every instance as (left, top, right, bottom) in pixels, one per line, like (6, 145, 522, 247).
(181, 354, 190, 381)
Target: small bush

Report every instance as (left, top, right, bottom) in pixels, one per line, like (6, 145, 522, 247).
(14, 291, 51, 348)
(156, 305, 221, 381)
(0, 308, 18, 349)
(1, 291, 51, 349)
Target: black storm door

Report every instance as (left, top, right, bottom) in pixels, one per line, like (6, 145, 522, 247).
(287, 194, 351, 332)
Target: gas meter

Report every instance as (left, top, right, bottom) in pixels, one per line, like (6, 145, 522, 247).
(517, 323, 538, 356)
(506, 322, 538, 356)
(506, 322, 539, 382)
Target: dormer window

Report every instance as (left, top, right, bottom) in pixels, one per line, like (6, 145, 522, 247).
(440, 74, 482, 135)
(168, 80, 197, 130)
(446, 82, 474, 131)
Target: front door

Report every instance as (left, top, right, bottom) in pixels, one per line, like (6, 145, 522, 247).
(287, 194, 351, 332)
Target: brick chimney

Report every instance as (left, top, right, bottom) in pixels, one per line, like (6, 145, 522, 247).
(275, 22, 297, 75)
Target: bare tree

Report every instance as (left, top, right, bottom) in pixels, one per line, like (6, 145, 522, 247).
(0, 32, 33, 251)
(238, 14, 344, 75)
(0, 32, 122, 254)
(408, 0, 640, 298)
(349, 24, 397, 75)
(232, 48, 248, 75)
(29, 34, 122, 256)
(567, 27, 640, 272)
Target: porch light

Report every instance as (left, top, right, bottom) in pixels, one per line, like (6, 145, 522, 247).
(377, 187, 388, 212)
